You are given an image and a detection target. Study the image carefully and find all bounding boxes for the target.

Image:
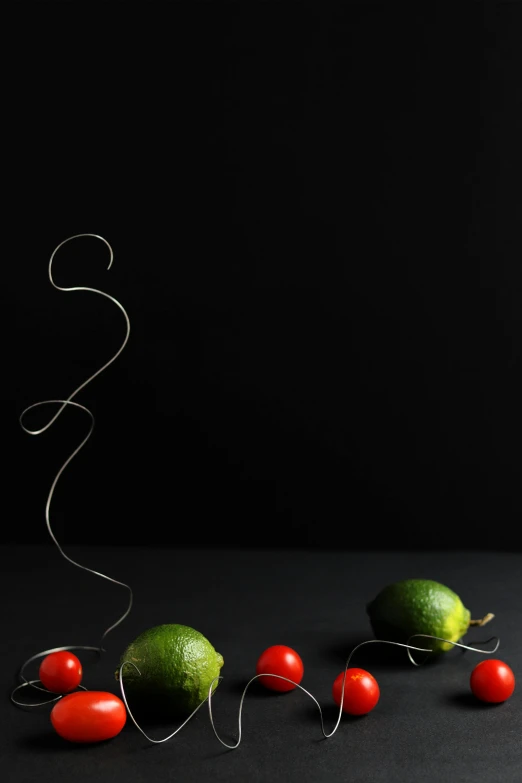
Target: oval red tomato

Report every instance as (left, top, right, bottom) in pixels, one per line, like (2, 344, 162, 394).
(39, 651, 83, 694)
(332, 667, 380, 715)
(50, 691, 127, 743)
(256, 645, 304, 692)
(470, 659, 516, 703)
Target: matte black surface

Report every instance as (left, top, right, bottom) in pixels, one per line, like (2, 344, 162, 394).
(3, 545, 521, 782)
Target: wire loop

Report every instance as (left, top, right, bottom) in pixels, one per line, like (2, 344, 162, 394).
(12, 235, 133, 708)
(117, 634, 500, 747)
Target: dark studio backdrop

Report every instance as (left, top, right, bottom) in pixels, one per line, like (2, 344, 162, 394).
(13, 2, 522, 551)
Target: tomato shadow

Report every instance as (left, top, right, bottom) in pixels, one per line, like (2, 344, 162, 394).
(223, 677, 293, 700)
(301, 701, 338, 725)
(299, 701, 371, 742)
(16, 732, 92, 751)
(446, 692, 503, 709)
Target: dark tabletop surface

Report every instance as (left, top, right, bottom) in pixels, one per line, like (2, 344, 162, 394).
(3, 544, 521, 783)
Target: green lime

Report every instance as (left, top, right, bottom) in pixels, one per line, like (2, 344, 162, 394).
(115, 624, 224, 715)
(366, 579, 494, 654)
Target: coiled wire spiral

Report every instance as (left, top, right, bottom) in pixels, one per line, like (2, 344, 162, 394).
(12, 234, 132, 707)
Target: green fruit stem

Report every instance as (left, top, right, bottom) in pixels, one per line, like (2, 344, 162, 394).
(468, 612, 495, 627)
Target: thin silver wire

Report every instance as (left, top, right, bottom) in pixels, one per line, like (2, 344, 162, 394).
(16, 645, 102, 692)
(118, 634, 500, 748)
(405, 633, 500, 666)
(11, 681, 89, 708)
(12, 234, 132, 707)
(12, 234, 504, 742)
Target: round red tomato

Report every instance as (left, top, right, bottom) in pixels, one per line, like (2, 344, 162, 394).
(256, 645, 304, 692)
(470, 659, 516, 703)
(50, 691, 127, 743)
(39, 651, 83, 694)
(332, 667, 380, 715)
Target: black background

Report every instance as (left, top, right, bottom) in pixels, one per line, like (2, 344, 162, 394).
(13, 1, 522, 550)
(6, 8, 522, 781)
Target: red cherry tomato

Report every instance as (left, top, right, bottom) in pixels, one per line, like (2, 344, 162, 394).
(50, 691, 127, 743)
(256, 645, 304, 692)
(332, 667, 380, 715)
(39, 651, 83, 694)
(470, 659, 516, 703)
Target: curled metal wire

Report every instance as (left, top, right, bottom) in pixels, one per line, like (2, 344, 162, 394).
(12, 234, 132, 708)
(118, 634, 500, 748)
(12, 234, 504, 744)
(11, 677, 89, 709)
